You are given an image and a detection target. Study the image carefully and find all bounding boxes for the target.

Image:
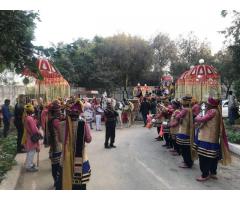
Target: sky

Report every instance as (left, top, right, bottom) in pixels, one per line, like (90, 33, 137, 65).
(2, 0, 240, 54)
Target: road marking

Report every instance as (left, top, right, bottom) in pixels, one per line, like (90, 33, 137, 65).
(135, 157, 172, 189)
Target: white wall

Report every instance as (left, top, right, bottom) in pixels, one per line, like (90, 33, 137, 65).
(0, 85, 26, 106)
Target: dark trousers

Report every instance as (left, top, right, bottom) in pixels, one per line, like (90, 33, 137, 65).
(229, 107, 236, 125)
(181, 145, 193, 168)
(172, 139, 181, 155)
(15, 122, 24, 151)
(52, 163, 62, 190)
(199, 155, 218, 178)
(105, 122, 116, 146)
(3, 120, 10, 138)
(72, 184, 86, 190)
(164, 133, 172, 147)
(142, 113, 147, 126)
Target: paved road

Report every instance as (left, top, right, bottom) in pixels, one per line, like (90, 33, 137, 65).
(16, 123, 240, 190)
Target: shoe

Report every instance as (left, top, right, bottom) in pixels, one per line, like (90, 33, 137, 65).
(178, 164, 190, 168)
(155, 137, 162, 141)
(105, 145, 110, 149)
(196, 176, 210, 182)
(210, 174, 218, 180)
(110, 145, 117, 148)
(171, 152, 179, 156)
(166, 146, 172, 149)
(26, 166, 38, 172)
(169, 149, 176, 153)
(162, 144, 168, 147)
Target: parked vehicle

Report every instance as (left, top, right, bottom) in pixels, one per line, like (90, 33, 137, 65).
(221, 99, 240, 118)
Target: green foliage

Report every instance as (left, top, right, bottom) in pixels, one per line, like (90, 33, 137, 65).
(151, 33, 177, 72)
(234, 79, 240, 101)
(0, 10, 40, 75)
(220, 10, 240, 98)
(0, 134, 17, 183)
(47, 34, 153, 91)
(227, 129, 240, 144)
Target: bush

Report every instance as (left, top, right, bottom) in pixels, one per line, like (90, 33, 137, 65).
(0, 134, 17, 183)
(227, 129, 240, 144)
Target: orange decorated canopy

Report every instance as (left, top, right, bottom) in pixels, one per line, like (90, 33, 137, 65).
(22, 58, 70, 100)
(175, 61, 221, 102)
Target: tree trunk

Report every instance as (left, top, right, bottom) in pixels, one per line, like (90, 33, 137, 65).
(225, 81, 233, 99)
(125, 74, 129, 99)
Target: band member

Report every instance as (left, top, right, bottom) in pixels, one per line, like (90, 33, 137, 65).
(161, 99, 173, 148)
(104, 100, 119, 149)
(62, 100, 92, 190)
(136, 83, 143, 99)
(175, 95, 194, 168)
(169, 100, 181, 156)
(47, 100, 63, 189)
(153, 103, 164, 141)
(194, 97, 231, 181)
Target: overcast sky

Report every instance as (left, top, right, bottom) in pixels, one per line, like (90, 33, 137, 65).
(2, 0, 240, 54)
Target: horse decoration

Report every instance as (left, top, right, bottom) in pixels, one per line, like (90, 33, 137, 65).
(122, 100, 134, 127)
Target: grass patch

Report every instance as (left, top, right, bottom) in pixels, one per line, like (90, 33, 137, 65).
(0, 133, 17, 183)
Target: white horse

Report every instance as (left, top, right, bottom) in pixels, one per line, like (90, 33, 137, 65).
(115, 101, 123, 128)
(122, 100, 134, 127)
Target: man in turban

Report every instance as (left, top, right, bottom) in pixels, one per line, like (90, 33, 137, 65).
(194, 97, 231, 181)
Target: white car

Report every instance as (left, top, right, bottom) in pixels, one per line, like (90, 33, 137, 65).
(221, 99, 240, 118)
(222, 100, 229, 118)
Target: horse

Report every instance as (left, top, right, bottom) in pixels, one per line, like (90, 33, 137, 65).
(115, 101, 124, 128)
(122, 100, 134, 127)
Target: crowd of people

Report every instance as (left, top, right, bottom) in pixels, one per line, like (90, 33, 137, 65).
(145, 94, 232, 181)
(0, 94, 130, 189)
(0, 88, 234, 188)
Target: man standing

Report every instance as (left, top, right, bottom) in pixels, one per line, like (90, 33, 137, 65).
(14, 95, 25, 153)
(139, 97, 150, 127)
(47, 100, 63, 189)
(175, 95, 194, 168)
(228, 91, 238, 125)
(2, 99, 12, 138)
(169, 100, 181, 156)
(194, 97, 231, 181)
(62, 100, 92, 190)
(104, 99, 118, 149)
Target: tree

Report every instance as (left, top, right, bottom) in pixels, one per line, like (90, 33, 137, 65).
(0, 10, 40, 74)
(220, 10, 240, 98)
(170, 32, 213, 80)
(176, 32, 213, 65)
(213, 50, 238, 98)
(150, 33, 177, 72)
(103, 34, 153, 90)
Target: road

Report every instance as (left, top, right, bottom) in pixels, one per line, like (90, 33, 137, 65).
(16, 123, 240, 190)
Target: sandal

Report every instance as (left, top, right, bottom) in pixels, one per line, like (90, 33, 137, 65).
(196, 176, 210, 182)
